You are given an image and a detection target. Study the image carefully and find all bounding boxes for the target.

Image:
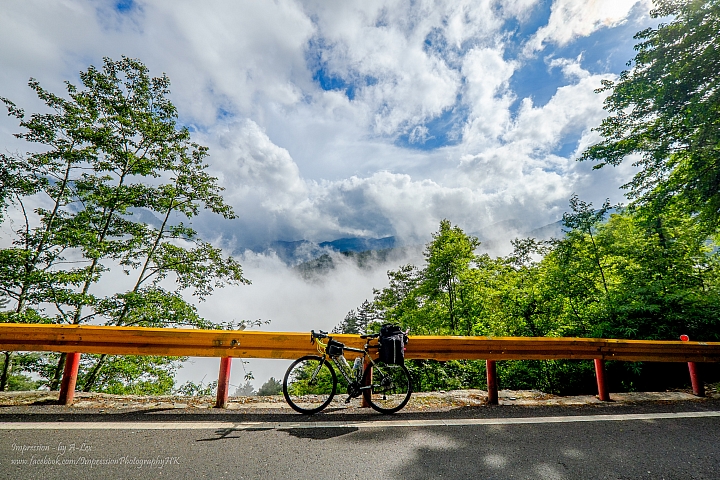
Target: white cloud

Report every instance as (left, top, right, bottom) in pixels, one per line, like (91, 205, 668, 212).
(182, 50, 622, 251)
(525, 0, 651, 54)
(504, 71, 613, 151)
(301, 0, 511, 138)
(213, 119, 308, 210)
(1, 0, 650, 252)
(547, 54, 590, 79)
(0, 0, 316, 126)
(461, 46, 517, 145)
(146, 0, 315, 119)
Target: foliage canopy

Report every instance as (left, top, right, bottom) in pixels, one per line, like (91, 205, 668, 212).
(339, 210, 720, 394)
(581, 0, 720, 229)
(0, 57, 249, 392)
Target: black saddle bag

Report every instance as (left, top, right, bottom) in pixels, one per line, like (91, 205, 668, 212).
(378, 324, 408, 364)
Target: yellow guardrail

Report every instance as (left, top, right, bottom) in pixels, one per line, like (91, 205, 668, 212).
(1, 323, 719, 362)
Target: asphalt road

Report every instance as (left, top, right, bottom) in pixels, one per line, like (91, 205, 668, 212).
(1, 401, 719, 480)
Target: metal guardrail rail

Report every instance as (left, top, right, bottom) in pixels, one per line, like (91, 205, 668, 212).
(1, 323, 717, 407)
(1, 324, 719, 362)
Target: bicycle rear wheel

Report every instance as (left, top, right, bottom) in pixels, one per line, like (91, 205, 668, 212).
(283, 355, 337, 414)
(362, 361, 412, 414)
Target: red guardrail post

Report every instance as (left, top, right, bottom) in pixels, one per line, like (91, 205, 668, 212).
(486, 360, 498, 405)
(594, 358, 610, 401)
(215, 357, 232, 408)
(681, 335, 705, 397)
(58, 352, 80, 406)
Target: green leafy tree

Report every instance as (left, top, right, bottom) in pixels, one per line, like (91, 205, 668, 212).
(594, 206, 720, 341)
(422, 219, 481, 333)
(0, 341, 43, 391)
(1, 73, 103, 389)
(580, 0, 720, 230)
(359, 204, 720, 393)
(372, 264, 422, 329)
(561, 196, 614, 297)
(372, 220, 481, 336)
(486, 238, 558, 338)
(365, 221, 489, 391)
(82, 355, 179, 395)
(175, 379, 217, 396)
(0, 57, 249, 392)
(547, 195, 617, 337)
(233, 380, 256, 396)
(257, 377, 282, 396)
(334, 299, 378, 334)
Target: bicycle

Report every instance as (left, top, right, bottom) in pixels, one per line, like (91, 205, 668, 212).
(282, 330, 412, 415)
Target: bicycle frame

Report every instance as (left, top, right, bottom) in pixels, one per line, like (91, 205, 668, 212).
(313, 337, 378, 391)
(329, 347, 366, 384)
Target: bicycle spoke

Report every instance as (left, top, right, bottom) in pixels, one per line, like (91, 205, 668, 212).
(363, 361, 412, 414)
(283, 355, 337, 414)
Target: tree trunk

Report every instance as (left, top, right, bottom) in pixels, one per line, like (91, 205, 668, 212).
(82, 354, 107, 392)
(0, 351, 12, 391)
(49, 352, 66, 391)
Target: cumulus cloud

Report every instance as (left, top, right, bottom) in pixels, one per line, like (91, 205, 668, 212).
(0, 0, 315, 124)
(524, 0, 651, 54)
(144, 0, 315, 121)
(184, 51, 624, 252)
(213, 120, 308, 209)
(504, 62, 613, 151)
(460, 46, 517, 145)
(301, 0, 511, 138)
(1, 0, 657, 252)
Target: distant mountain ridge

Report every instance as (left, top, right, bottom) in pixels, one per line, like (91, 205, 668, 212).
(320, 236, 396, 252)
(294, 246, 412, 281)
(251, 218, 575, 280)
(288, 218, 566, 280)
(247, 236, 397, 264)
(125, 206, 571, 265)
(247, 217, 573, 266)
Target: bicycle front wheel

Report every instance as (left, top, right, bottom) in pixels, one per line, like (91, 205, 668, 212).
(283, 355, 337, 414)
(362, 361, 412, 414)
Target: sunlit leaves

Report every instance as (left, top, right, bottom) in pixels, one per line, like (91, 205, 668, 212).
(351, 204, 720, 393)
(581, 0, 720, 229)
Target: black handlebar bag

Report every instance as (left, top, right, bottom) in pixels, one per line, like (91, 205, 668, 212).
(326, 339, 344, 357)
(378, 324, 408, 364)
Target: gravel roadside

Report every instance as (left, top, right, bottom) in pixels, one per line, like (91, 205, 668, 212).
(2, 386, 718, 413)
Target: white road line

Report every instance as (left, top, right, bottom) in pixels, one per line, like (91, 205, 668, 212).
(1, 411, 719, 430)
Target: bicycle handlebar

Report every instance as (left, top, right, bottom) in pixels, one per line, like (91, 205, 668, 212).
(310, 330, 330, 343)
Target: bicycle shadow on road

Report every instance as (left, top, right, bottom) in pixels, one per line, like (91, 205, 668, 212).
(197, 426, 359, 442)
(278, 427, 359, 440)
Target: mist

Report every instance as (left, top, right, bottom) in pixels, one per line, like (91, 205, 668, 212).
(174, 247, 423, 392)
